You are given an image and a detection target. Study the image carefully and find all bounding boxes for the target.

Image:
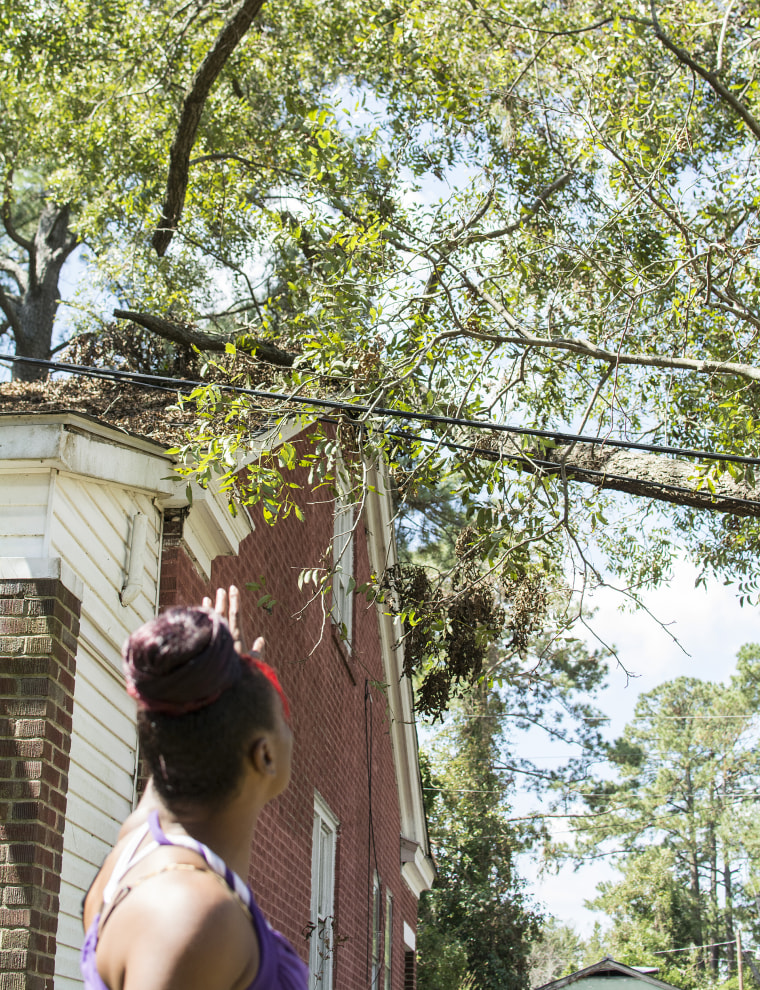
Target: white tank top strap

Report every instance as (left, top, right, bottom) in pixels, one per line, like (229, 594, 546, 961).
(101, 823, 159, 905)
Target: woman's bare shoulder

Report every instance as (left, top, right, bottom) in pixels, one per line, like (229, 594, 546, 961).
(97, 865, 259, 990)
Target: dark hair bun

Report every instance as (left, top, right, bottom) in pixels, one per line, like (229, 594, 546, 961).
(122, 607, 241, 714)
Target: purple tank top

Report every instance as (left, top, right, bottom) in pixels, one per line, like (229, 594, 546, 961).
(80, 811, 308, 990)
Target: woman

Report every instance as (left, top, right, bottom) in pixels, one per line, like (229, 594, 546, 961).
(81, 586, 308, 990)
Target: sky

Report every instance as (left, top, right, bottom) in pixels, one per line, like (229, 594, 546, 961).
(519, 559, 760, 936)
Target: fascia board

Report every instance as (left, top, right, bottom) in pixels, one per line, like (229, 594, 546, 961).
(0, 415, 175, 495)
(176, 483, 254, 580)
(401, 849, 437, 899)
(364, 459, 434, 895)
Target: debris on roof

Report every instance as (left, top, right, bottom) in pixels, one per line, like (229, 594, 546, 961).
(0, 377, 191, 446)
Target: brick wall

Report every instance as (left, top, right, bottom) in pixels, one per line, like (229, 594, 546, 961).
(0, 579, 81, 990)
(160, 455, 419, 989)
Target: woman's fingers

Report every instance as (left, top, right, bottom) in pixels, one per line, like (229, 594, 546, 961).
(214, 587, 228, 618)
(226, 585, 247, 654)
(202, 585, 248, 654)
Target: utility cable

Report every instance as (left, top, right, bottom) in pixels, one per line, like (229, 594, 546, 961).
(3, 352, 760, 468)
(653, 940, 736, 955)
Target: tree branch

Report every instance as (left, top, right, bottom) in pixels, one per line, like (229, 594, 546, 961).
(188, 151, 304, 182)
(436, 326, 760, 384)
(152, 0, 268, 256)
(0, 283, 20, 336)
(113, 309, 296, 366)
(0, 255, 28, 293)
(471, 435, 760, 517)
(650, 0, 760, 141)
(457, 173, 573, 247)
(1, 172, 33, 253)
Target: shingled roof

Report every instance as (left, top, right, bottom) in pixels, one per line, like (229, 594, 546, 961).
(535, 958, 677, 990)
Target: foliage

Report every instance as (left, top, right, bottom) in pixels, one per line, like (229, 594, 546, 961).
(416, 614, 612, 989)
(7, 0, 760, 704)
(588, 848, 702, 988)
(527, 917, 586, 988)
(571, 648, 760, 983)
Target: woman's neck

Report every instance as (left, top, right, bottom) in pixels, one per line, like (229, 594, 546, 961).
(135, 779, 263, 878)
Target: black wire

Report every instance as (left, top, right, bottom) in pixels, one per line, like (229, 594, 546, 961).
(4, 353, 760, 510)
(3, 352, 760, 468)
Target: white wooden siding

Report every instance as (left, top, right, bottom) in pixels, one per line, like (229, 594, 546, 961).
(52, 473, 161, 990)
(0, 470, 51, 557)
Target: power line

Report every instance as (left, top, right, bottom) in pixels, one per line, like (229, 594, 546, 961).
(653, 940, 735, 956)
(6, 354, 760, 513)
(3, 352, 760, 468)
(453, 713, 757, 721)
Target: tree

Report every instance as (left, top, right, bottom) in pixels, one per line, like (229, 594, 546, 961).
(7, 1, 760, 704)
(415, 610, 611, 990)
(417, 686, 542, 990)
(527, 918, 586, 988)
(571, 652, 760, 983)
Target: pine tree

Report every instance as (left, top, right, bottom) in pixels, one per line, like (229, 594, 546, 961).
(418, 685, 542, 990)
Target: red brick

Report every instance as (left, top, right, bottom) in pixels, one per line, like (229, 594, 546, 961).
(24, 638, 53, 657)
(0, 950, 28, 971)
(14, 762, 41, 781)
(9, 710, 46, 727)
(0, 741, 42, 760)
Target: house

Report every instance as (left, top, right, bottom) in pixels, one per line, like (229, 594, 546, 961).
(0, 385, 434, 990)
(535, 958, 679, 990)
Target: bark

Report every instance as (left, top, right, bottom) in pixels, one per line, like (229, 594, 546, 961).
(7, 203, 77, 382)
(152, 0, 267, 256)
(724, 849, 735, 970)
(113, 309, 296, 366)
(708, 820, 718, 976)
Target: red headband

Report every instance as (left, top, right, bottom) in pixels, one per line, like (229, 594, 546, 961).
(246, 654, 290, 721)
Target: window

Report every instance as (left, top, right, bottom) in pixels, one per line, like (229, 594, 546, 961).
(331, 492, 354, 650)
(310, 794, 339, 990)
(371, 872, 382, 988)
(404, 950, 415, 990)
(403, 922, 416, 990)
(384, 892, 393, 990)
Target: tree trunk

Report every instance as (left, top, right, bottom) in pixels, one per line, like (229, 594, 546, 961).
(685, 767, 704, 969)
(12, 203, 77, 382)
(468, 434, 760, 517)
(724, 849, 735, 971)
(708, 820, 718, 977)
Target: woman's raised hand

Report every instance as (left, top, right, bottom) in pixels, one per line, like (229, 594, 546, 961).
(202, 585, 264, 658)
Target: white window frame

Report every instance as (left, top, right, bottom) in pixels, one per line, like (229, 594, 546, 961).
(331, 480, 355, 651)
(310, 793, 339, 990)
(371, 872, 382, 988)
(384, 891, 393, 990)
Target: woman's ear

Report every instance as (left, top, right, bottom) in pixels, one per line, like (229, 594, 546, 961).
(249, 735, 277, 778)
